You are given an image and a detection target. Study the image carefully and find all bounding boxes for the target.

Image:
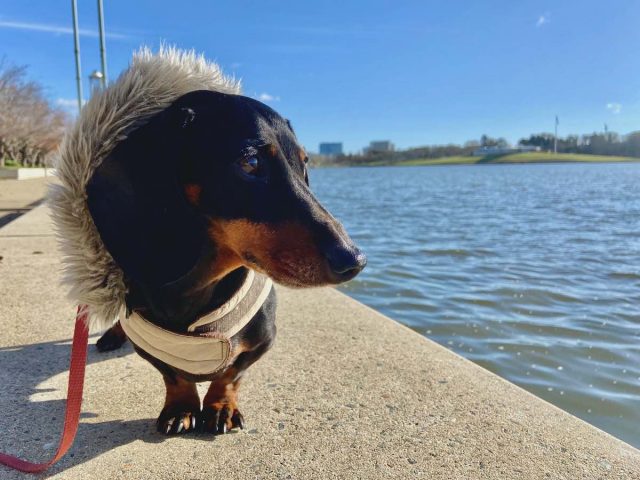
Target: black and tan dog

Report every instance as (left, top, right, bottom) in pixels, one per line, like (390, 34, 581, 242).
(81, 88, 365, 434)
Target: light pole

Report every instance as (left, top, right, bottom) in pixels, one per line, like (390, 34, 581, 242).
(89, 70, 104, 95)
(97, 0, 108, 87)
(71, 0, 83, 113)
(554, 115, 559, 154)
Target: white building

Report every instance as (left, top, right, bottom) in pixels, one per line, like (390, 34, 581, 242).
(472, 145, 541, 156)
(364, 140, 395, 154)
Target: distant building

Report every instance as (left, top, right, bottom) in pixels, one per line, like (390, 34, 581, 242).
(319, 142, 343, 156)
(472, 145, 541, 156)
(364, 140, 395, 154)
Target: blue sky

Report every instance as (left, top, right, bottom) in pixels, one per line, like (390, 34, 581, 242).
(1, 1, 638, 153)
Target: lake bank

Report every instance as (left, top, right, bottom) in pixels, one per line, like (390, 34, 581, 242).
(314, 152, 640, 168)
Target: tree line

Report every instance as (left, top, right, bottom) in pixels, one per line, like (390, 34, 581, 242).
(2, 59, 639, 169)
(519, 132, 640, 157)
(0, 61, 68, 168)
(314, 131, 640, 166)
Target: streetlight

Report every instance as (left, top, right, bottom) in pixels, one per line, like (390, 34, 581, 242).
(70, 0, 109, 111)
(89, 70, 104, 95)
(71, 0, 83, 113)
(97, 0, 108, 86)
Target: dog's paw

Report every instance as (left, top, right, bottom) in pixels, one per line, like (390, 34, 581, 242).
(199, 404, 245, 434)
(96, 324, 127, 352)
(157, 406, 199, 435)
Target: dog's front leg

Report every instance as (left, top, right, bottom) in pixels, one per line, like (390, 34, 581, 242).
(157, 375, 200, 435)
(200, 338, 273, 434)
(200, 366, 244, 434)
(96, 320, 128, 352)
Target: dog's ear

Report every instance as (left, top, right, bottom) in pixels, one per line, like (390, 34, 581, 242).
(86, 103, 206, 289)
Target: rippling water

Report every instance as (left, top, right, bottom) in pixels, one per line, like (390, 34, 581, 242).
(310, 163, 640, 447)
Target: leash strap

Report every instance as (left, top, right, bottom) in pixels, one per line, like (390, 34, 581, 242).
(0, 306, 89, 473)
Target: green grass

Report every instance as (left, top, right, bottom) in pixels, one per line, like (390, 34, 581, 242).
(394, 155, 478, 166)
(2, 159, 19, 169)
(485, 152, 639, 164)
(360, 152, 640, 167)
(0, 160, 48, 169)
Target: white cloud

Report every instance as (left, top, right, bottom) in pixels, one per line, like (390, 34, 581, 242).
(257, 92, 280, 102)
(0, 20, 129, 39)
(230, 62, 242, 69)
(55, 97, 85, 113)
(606, 102, 622, 114)
(536, 15, 548, 27)
(56, 98, 79, 108)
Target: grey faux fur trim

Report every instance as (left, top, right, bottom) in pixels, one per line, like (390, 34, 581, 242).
(48, 46, 241, 331)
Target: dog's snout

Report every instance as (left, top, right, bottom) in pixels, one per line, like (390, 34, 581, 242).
(324, 246, 367, 282)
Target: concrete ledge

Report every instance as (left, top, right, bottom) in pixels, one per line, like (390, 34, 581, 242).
(1, 206, 639, 479)
(0, 168, 54, 180)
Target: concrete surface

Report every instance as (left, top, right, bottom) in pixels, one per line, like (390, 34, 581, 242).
(1, 206, 639, 479)
(0, 177, 53, 228)
(0, 168, 54, 180)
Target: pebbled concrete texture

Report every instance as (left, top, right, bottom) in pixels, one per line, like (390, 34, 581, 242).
(1, 206, 639, 479)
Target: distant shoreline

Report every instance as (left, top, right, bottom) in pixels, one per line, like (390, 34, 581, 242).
(314, 152, 640, 168)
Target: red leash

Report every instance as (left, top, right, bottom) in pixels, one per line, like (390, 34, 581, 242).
(0, 306, 89, 473)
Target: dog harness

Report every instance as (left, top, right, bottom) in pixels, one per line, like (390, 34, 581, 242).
(120, 270, 273, 375)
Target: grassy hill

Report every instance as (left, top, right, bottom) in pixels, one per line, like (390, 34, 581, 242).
(362, 152, 640, 167)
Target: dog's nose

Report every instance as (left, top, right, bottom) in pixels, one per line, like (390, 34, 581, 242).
(325, 246, 367, 282)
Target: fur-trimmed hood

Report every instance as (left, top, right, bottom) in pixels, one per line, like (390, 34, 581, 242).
(48, 46, 241, 331)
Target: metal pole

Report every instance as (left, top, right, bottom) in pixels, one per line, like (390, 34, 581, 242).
(97, 0, 108, 87)
(554, 115, 558, 154)
(71, 0, 83, 113)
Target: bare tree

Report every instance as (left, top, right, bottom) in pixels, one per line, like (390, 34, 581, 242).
(0, 59, 69, 168)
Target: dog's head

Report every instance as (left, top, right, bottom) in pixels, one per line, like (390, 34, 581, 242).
(87, 90, 365, 292)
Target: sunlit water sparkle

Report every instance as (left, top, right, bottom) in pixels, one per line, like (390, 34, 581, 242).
(311, 163, 640, 447)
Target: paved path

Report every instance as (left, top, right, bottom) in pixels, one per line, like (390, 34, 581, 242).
(0, 176, 53, 228)
(1, 206, 639, 479)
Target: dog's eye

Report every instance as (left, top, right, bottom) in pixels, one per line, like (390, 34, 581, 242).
(239, 156, 260, 176)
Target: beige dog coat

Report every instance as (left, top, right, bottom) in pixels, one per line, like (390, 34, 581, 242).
(120, 270, 272, 375)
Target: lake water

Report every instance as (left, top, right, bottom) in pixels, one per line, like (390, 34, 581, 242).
(310, 163, 640, 448)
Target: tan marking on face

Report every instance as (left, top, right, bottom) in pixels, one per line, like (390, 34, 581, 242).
(202, 221, 245, 284)
(267, 144, 278, 157)
(298, 148, 307, 164)
(184, 184, 202, 206)
(207, 219, 329, 287)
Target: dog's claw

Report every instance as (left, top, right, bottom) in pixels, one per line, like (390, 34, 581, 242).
(218, 408, 229, 434)
(200, 404, 244, 435)
(232, 410, 245, 430)
(157, 408, 199, 435)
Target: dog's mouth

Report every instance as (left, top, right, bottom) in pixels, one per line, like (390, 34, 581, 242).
(241, 246, 367, 288)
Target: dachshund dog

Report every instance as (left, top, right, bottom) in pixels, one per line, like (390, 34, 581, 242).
(85, 90, 366, 435)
